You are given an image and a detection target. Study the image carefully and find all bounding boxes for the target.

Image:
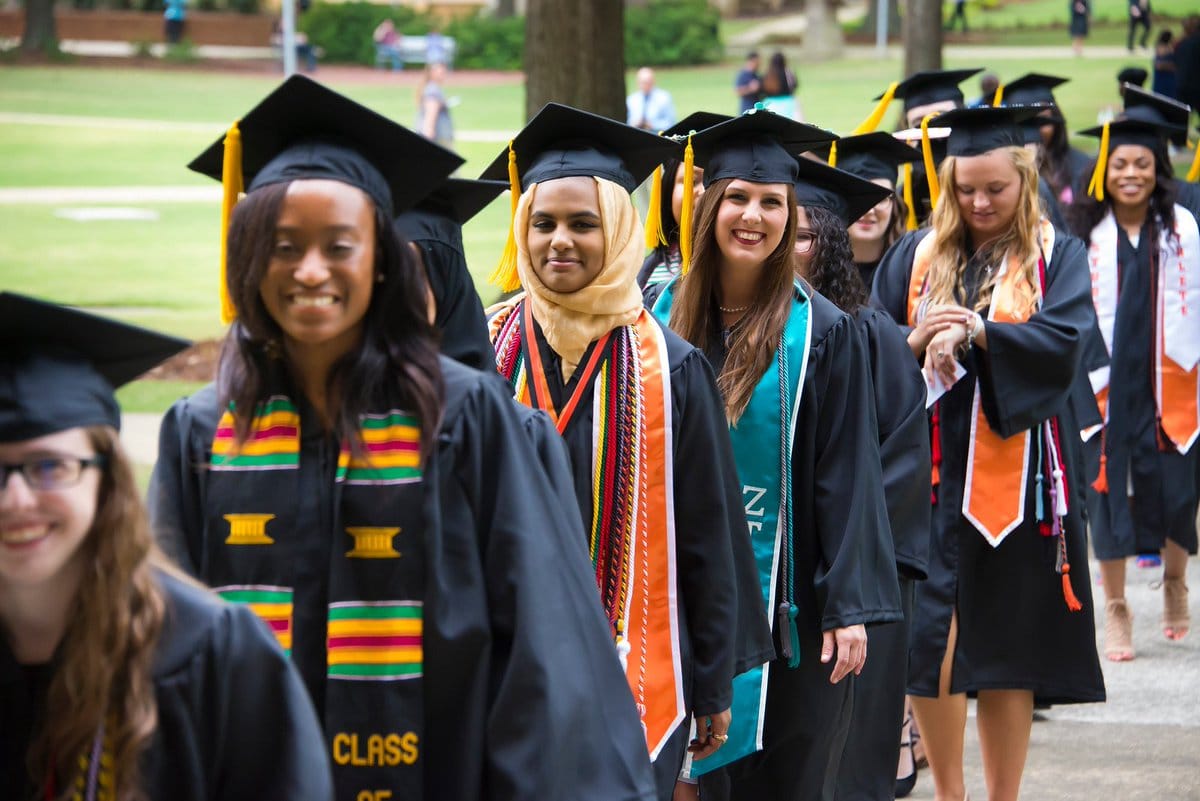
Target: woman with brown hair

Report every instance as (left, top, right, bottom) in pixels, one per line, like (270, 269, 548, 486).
(872, 106, 1105, 801)
(0, 292, 331, 801)
(645, 110, 903, 801)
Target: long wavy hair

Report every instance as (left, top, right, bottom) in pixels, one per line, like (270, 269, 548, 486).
(1066, 139, 1178, 247)
(219, 180, 444, 461)
(801, 205, 869, 313)
(923, 146, 1043, 315)
(669, 176, 798, 423)
(29, 426, 167, 801)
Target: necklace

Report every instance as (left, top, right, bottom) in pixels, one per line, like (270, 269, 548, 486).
(719, 304, 749, 314)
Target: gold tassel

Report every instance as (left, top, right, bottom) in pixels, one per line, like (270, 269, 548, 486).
(488, 140, 523, 292)
(1187, 138, 1200, 183)
(991, 83, 1005, 107)
(920, 113, 940, 210)
(219, 120, 244, 325)
(903, 163, 918, 231)
(679, 135, 696, 274)
(644, 165, 666, 249)
(852, 81, 899, 135)
(827, 140, 838, 167)
(1087, 122, 1110, 202)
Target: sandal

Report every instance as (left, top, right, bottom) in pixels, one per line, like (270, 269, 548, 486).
(895, 712, 918, 798)
(1163, 577, 1190, 640)
(1104, 598, 1135, 661)
(910, 714, 927, 769)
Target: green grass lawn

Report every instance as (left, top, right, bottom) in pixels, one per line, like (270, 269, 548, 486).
(962, 0, 1197, 30)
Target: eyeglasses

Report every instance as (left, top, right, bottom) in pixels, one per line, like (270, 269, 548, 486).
(794, 232, 816, 254)
(0, 455, 107, 492)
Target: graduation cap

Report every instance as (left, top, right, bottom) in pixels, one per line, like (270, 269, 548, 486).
(916, 105, 1040, 211)
(1078, 89, 1192, 200)
(393, 177, 508, 256)
(792, 157, 895, 227)
(660, 111, 733, 139)
(189, 75, 464, 324)
(1123, 85, 1192, 147)
(994, 73, 1069, 108)
(644, 111, 733, 249)
(820, 132, 920, 183)
(1117, 66, 1148, 88)
(0, 292, 190, 441)
(478, 102, 681, 291)
(852, 69, 983, 135)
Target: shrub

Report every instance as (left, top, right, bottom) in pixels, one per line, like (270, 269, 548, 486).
(625, 0, 722, 67)
(299, 2, 429, 65)
(445, 13, 523, 70)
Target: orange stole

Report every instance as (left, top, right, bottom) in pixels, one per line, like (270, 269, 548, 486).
(909, 221, 1055, 546)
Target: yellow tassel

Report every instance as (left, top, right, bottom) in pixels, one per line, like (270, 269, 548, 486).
(488, 140, 523, 292)
(827, 140, 838, 168)
(644, 165, 666, 249)
(992, 83, 1005, 107)
(1187, 138, 1200, 183)
(903, 163, 918, 231)
(1087, 122, 1110, 202)
(679, 135, 696, 274)
(920, 113, 940, 210)
(219, 120, 244, 326)
(852, 81, 898, 135)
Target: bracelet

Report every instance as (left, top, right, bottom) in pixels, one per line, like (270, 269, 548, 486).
(967, 312, 984, 343)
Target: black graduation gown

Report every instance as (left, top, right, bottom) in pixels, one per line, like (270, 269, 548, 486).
(1085, 217, 1200, 559)
(855, 258, 882, 292)
(1038, 177, 1069, 232)
(394, 210, 496, 372)
(522, 314, 774, 801)
(1, 571, 332, 801)
(637, 243, 683, 289)
(834, 306, 931, 801)
(148, 357, 657, 801)
(642, 286, 904, 801)
(872, 229, 1106, 706)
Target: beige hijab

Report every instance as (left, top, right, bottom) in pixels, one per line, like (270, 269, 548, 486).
(513, 176, 646, 380)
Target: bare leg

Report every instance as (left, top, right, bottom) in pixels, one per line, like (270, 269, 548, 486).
(1100, 557, 1135, 660)
(1099, 557, 1126, 600)
(976, 689, 1034, 801)
(911, 612, 968, 801)
(1163, 539, 1191, 640)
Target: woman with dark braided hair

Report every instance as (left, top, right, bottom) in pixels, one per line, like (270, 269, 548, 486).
(1068, 98, 1200, 662)
(789, 158, 932, 801)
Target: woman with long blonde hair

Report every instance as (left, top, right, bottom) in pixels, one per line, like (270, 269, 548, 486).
(872, 106, 1104, 801)
(645, 110, 903, 801)
(0, 293, 330, 801)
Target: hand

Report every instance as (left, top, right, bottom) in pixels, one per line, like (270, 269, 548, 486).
(924, 324, 969, 387)
(687, 708, 732, 759)
(673, 781, 700, 801)
(907, 304, 972, 356)
(821, 624, 867, 684)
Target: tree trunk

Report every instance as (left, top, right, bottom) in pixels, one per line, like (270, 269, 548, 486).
(495, 0, 516, 18)
(20, 0, 58, 54)
(803, 0, 843, 61)
(902, 0, 941, 75)
(859, 0, 901, 37)
(525, 0, 625, 122)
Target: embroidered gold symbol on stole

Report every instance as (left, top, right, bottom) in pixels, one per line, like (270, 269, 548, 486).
(223, 513, 277, 545)
(345, 527, 402, 559)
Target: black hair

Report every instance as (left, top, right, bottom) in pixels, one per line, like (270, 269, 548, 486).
(219, 181, 444, 461)
(802, 205, 869, 314)
(1066, 138, 1178, 249)
(1038, 114, 1074, 198)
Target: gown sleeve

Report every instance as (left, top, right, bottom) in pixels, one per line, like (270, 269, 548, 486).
(974, 234, 1093, 438)
(423, 240, 497, 372)
(672, 348, 774, 715)
(452, 377, 656, 801)
(514, 404, 588, 533)
(870, 230, 929, 341)
(806, 309, 903, 631)
(860, 309, 932, 581)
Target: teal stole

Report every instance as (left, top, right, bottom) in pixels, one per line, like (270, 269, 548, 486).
(651, 279, 812, 775)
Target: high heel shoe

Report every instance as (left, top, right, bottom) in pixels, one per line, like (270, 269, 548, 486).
(1163, 577, 1190, 640)
(895, 713, 918, 798)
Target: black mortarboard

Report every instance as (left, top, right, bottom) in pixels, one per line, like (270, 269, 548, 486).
(1117, 67, 1149, 88)
(1123, 85, 1192, 147)
(882, 69, 983, 112)
(403, 177, 508, 226)
(997, 73, 1069, 107)
(792, 157, 895, 227)
(819, 132, 921, 183)
(932, 105, 1041, 157)
(479, 102, 679, 193)
(1077, 90, 1190, 200)
(686, 108, 837, 187)
(660, 111, 733, 139)
(189, 75, 463, 218)
(0, 293, 189, 441)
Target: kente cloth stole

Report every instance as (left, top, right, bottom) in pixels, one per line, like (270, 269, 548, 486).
(908, 220, 1056, 548)
(44, 719, 113, 801)
(652, 280, 812, 776)
(1083, 206, 1200, 460)
(205, 397, 427, 801)
(491, 300, 685, 761)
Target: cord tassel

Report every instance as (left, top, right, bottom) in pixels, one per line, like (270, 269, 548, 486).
(488, 140, 523, 292)
(679, 134, 696, 274)
(644, 165, 666, 249)
(851, 81, 898, 135)
(1061, 562, 1084, 612)
(827, 140, 838, 168)
(778, 602, 801, 668)
(991, 83, 1005, 107)
(1092, 432, 1109, 493)
(219, 120, 244, 325)
(903, 163, 918, 231)
(920, 113, 940, 210)
(1087, 122, 1110, 202)
(1187, 137, 1200, 183)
